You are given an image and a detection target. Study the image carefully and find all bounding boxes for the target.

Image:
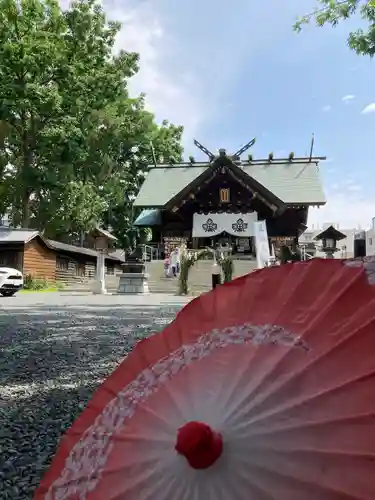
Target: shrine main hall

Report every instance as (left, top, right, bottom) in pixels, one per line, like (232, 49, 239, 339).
(133, 142, 326, 256)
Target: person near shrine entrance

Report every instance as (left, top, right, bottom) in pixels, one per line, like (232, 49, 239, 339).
(132, 139, 326, 259)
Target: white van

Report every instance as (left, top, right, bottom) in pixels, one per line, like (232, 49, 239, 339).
(0, 267, 23, 296)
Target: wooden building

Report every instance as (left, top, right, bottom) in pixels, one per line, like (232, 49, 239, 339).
(46, 240, 124, 285)
(133, 146, 326, 255)
(0, 230, 56, 280)
(0, 229, 124, 283)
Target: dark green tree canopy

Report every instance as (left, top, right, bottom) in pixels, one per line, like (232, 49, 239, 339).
(0, 0, 183, 249)
(295, 0, 375, 57)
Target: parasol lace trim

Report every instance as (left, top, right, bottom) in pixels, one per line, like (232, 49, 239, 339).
(46, 323, 307, 500)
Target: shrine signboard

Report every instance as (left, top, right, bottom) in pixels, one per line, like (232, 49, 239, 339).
(163, 236, 187, 255)
(270, 236, 294, 248)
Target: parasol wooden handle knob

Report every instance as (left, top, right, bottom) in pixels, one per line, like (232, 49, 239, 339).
(175, 421, 223, 469)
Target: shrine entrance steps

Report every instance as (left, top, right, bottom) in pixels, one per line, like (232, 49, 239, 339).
(147, 259, 258, 295)
(61, 261, 258, 295)
(61, 275, 123, 293)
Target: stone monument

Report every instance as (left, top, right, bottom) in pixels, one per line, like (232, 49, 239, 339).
(91, 228, 118, 295)
(117, 247, 149, 294)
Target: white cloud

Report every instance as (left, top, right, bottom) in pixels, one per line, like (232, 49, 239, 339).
(342, 94, 355, 102)
(362, 103, 375, 114)
(106, 1, 204, 148)
(322, 104, 332, 112)
(343, 177, 355, 186)
(308, 191, 374, 230)
(347, 184, 362, 192)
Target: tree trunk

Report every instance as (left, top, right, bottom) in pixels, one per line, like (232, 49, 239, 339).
(21, 112, 32, 228)
(21, 192, 31, 228)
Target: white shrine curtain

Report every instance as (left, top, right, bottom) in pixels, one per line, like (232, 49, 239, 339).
(192, 213, 258, 238)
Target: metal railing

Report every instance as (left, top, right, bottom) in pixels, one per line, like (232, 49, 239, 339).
(140, 244, 159, 262)
(300, 245, 315, 261)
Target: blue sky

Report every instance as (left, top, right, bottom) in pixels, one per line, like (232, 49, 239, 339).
(104, 0, 375, 229)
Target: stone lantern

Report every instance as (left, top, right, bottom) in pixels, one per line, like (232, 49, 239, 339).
(117, 246, 149, 295)
(91, 228, 117, 294)
(314, 225, 347, 258)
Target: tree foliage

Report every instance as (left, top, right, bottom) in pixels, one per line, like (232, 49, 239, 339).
(0, 0, 183, 249)
(294, 0, 375, 57)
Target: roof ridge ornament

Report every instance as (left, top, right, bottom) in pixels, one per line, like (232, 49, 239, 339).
(189, 138, 326, 165)
(193, 138, 256, 162)
(232, 138, 256, 158)
(193, 139, 215, 162)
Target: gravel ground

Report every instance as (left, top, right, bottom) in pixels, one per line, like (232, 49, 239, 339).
(0, 293, 190, 499)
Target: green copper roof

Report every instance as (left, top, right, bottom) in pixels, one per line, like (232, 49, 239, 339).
(134, 165, 207, 207)
(133, 209, 162, 226)
(133, 161, 326, 207)
(242, 162, 325, 204)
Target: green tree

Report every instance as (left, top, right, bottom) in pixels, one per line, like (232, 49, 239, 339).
(0, 0, 140, 228)
(102, 116, 183, 250)
(0, 0, 66, 226)
(294, 1, 375, 57)
(0, 0, 183, 245)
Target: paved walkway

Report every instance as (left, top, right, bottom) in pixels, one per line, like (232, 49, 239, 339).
(2, 291, 193, 308)
(0, 292, 191, 499)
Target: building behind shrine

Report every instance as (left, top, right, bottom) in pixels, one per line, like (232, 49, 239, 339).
(133, 143, 326, 257)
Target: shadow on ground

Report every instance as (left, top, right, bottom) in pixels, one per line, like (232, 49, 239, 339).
(0, 302, 184, 499)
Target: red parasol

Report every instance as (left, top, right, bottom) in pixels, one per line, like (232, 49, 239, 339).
(35, 258, 375, 499)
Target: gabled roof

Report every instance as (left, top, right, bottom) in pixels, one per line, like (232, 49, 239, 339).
(0, 228, 40, 243)
(241, 162, 325, 205)
(46, 240, 124, 261)
(134, 165, 207, 207)
(91, 227, 118, 241)
(134, 209, 162, 226)
(314, 225, 347, 241)
(0, 229, 124, 262)
(164, 160, 285, 214)
(49, 240, 124, 261)
(133, 159, 326, 208)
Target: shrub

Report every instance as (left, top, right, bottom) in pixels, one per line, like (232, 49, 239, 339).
(23, 274, 64, 291)
(178, 248, 211, 295)
(55, 280, 65, 290)
(178, 251, 197, 295)
(23, 274, 48, 290)
(218, 254, 234, 282)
